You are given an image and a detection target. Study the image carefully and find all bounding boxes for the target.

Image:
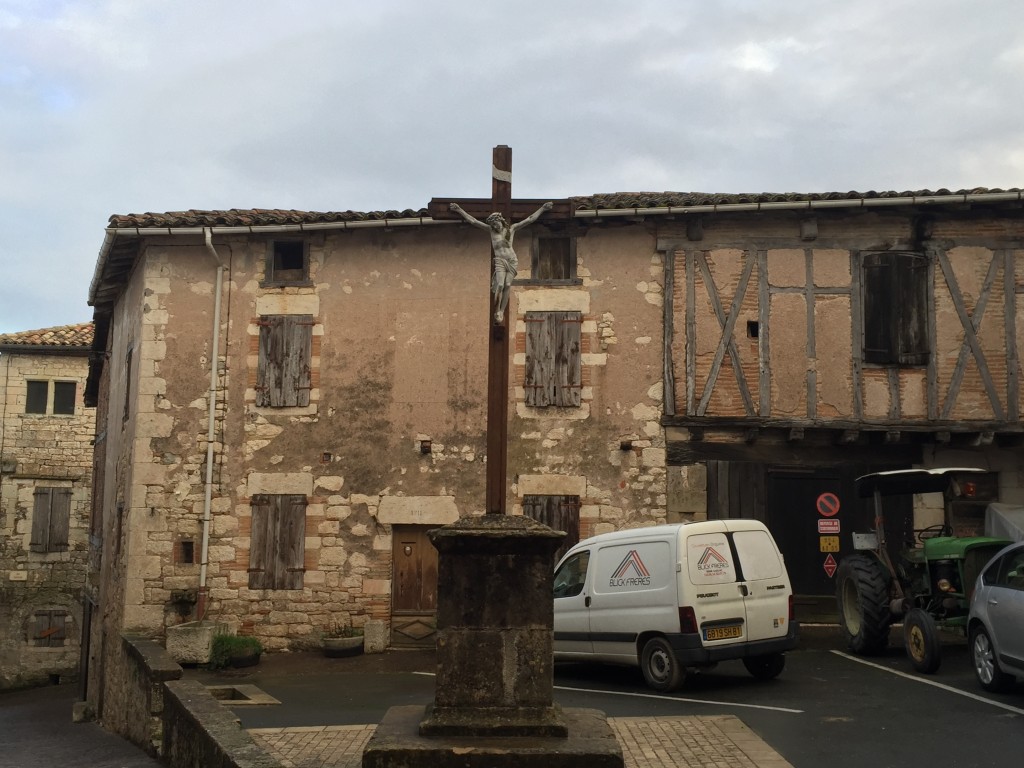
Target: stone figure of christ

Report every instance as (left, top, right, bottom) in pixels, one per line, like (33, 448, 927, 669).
(449, 200, 553, 324)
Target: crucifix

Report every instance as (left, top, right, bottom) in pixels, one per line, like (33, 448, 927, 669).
(429, 146, 566, 515)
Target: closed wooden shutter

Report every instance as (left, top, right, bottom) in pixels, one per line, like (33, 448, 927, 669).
(30, 487, 69, 553)
(862, 252, 929, 366)
(525, 312, 582, 407)
(279, 494, 307, 590)
(249, 494, 307, 589)
(32, 611, 66, 647)
(248, 495, 273, 589)
(257, 315, 313, 407)
(523, 494, 580, 562)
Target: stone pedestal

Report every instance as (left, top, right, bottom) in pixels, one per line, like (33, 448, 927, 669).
(363, 514, 623, 767)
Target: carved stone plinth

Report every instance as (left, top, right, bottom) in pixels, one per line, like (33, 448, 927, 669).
(362, 514, 623, 767)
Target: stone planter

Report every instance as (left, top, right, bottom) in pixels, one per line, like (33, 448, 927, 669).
(165, 620, 227, 665)
(323, 635, 364, 658)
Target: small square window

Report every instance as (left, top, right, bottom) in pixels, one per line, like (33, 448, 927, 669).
(533, 237, 574, 281)
(53, 382, 76, 415)
(26, 381, 48, 414)
(266, 241, 309, 285)
(31, 611, 67, 647)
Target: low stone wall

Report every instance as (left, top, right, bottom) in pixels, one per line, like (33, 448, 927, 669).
(163, 679, 280, 768)
(116, 635, 279, 768)
(109, 636, 182, 753)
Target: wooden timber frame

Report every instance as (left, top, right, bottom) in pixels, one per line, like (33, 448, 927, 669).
(659, 231, 1024, 464)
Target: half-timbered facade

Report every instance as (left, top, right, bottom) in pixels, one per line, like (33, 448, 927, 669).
(82, 185, 1024, 717)
(0, 324, 94, 689)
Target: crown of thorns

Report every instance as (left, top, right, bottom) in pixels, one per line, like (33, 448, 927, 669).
(485, 213, 507, 225)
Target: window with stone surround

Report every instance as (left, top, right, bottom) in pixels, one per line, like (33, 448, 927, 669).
(30, 487, 71, 553)
(862, 252, 928, 366)
(248, 494, 307, 589)
(25, 380, 76, 415)
(256, 315, 313, 407)
(263, 240, 310, 286)
(524, 311, 582, 407)
(30, 610, 67, 647)
(523, 494, 580, 562)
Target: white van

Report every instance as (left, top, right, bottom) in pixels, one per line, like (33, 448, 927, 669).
(553, 520, 798, 691)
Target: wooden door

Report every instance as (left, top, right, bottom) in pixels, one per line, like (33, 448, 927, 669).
(390, 526, 438, 648)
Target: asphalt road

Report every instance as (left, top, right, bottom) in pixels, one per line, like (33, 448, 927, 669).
(3, 627, 1019, 768)
(201, 626, 1023, 768)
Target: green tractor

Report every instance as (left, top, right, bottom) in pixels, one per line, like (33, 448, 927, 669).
(836, 468, 1011, 673)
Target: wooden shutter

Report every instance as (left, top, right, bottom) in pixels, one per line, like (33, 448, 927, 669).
(862, 253, 893, 364)
(525, 312, 581, 407)
(249, 494, 306, 589)
(533, 237, 574, 281)
(862, 252, 929, 366)
(249, 494, 273, 589)
(279, 494, 307, 590)
(257, 315, 313, 407)
(523, 494, 580, 562)
(30, 488, 52, 552)
(32, 611, 65, 647)
(48, 488, 71, 551)
(896, 254, 929, 366)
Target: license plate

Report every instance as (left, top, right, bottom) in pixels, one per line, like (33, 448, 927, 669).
(703, 624, 742, 641)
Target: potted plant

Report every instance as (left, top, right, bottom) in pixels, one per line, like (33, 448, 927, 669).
(322, 622, 364, 658)
(209, 633, 263, 669)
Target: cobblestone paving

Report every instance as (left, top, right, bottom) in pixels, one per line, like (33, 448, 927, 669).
(250, 715, 792, 768)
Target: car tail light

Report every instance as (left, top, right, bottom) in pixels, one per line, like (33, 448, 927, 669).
(679, 606, 698, 634)
(788, 595, 795, 621)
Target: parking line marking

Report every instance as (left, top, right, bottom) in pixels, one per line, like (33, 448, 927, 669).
(411, 672, 803, 714)
(831, 651, 1024, 716)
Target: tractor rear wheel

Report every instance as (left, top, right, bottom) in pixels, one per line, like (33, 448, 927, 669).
(904, 608, 941, 673)
(836, 554, 892, 655)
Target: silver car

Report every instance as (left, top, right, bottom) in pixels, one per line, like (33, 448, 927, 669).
(968, 541, 1024, 692)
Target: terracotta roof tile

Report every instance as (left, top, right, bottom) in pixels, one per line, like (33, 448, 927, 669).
(0, 323, 94, 349)
(108, 208, 430, 228)
(568, 188, 1023, 210)
(103, 189, 1021, 229)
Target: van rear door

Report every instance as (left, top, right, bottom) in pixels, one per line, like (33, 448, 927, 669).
(683, 530, 748, 644)
(732, 528, 791, 642)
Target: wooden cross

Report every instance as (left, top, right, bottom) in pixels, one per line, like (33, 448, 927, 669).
(429, 146, 569, 514)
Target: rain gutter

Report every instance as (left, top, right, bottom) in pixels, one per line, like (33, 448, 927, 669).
(570, 190, 1024, 219)
(197, 227, 223, 620)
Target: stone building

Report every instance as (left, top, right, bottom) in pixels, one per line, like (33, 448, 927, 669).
(0, 323, 94, 689)
(82, 185, 1024, 719)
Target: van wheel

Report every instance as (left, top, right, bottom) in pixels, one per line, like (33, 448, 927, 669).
(743, 653, 785, 680)
(640, 637, 684, 692)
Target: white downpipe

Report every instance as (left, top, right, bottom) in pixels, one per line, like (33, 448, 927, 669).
(198, 228, 223, 619)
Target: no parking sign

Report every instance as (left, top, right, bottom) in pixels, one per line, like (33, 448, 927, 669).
(816, 492, 840, 517)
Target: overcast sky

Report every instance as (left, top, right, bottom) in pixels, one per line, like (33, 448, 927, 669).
(2, 0, 1022, 334)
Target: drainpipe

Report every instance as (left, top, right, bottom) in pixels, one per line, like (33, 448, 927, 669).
(197, 228, 224, 620)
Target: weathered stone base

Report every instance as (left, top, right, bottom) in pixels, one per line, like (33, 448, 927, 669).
(363, 705, 624, 768)
(419, 702, 568, 738)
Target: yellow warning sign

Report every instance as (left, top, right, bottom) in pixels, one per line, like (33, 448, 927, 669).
(819, 535, 840, 553)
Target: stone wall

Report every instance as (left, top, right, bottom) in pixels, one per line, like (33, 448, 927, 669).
(0, 348, 93, 689)
(95, 223, 668, 652)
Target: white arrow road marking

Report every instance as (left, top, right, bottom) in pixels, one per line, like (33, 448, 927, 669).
(411, 672, 803, 714)
(832, 650, 1024, 716)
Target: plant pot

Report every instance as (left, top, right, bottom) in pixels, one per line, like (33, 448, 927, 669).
(228, 650, 262, 668)
(323, 636, 363, 658)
